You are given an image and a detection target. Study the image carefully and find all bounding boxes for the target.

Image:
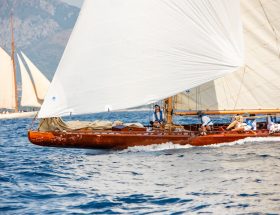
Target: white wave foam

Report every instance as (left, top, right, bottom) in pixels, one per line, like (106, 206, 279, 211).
(121, 142, 193, 153)
(207, 136, 280, 148)
(121, 137, 280, 152)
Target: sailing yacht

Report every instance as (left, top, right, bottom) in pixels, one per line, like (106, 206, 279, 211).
(0, 14, 50, 120)
(0, 47, 50, 119)
(28, 0, 280, 149)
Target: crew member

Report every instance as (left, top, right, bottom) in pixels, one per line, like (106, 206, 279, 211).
(227, 114, 256, 133)
(267, 115, 280, 133)
(150, 105, 165, 128)
(245, 114, 257, 131)
(198, 111, 213, 135)
(267, 114, 277, 130)
(227, 115, 243, 130)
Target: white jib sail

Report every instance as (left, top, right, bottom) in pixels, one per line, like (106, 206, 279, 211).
(175, 0, 280, 111)
(39, 0, 244, 118)
(20, 52, 50, 101)
(17, 54, 41, 107)
(0, 47, 16, 109)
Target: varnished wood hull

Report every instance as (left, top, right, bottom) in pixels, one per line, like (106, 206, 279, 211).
(28, 129, 280, 150)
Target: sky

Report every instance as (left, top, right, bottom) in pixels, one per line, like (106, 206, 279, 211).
(61, 0, 84, 8)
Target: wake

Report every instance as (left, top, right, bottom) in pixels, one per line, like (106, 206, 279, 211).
(122, 137, 280, 153)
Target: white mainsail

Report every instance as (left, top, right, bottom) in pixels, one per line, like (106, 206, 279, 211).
(0, 47, 16, 109)
(39, 0, 244, 118)
(175, 0, 280, 111)
(21, 52, 50, 101)
(17, 54, 41, 107)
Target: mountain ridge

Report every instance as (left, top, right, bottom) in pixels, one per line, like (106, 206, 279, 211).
(0, 0, 80, 80)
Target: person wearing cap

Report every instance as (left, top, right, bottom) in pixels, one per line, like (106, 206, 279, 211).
(198, 111, 213, 135)
(150, 105, 165, 128)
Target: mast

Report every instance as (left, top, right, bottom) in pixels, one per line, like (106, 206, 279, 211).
(164, 97, 173, 127)
(10, 13, 18, 112)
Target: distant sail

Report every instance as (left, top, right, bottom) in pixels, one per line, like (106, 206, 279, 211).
(39, 0, 244, 118)
(21, 52, 50, 101)
(17, 54, 41, 107)
(0, 47, 16, 109)
(175, 0, 280, 111)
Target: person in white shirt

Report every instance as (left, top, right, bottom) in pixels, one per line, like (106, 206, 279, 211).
(151, 105, 165, 128)
(267, 115, 280, 133)
(267, 114, 277, 130)
(244, 114, 257, 131)
(198, 111, 213, 135)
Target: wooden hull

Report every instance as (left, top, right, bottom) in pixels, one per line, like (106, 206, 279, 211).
(28, 129, 280, 150)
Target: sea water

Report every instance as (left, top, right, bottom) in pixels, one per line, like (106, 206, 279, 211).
(0, 112, 280, 214)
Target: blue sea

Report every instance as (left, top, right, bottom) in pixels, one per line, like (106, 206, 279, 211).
(1, 112, 280, 214)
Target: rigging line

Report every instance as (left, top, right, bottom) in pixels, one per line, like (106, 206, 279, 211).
(233, 66, 246, 110)
(198, 86, 200, 111)
(221, 77, 230, 108)
(196, 84, 215, 110)
(187, 90, 190, 110)
(174, 94, 178, 111)
(259, 0, 280, 58)
(192, 86, 211, 111)
(196, 87, 201, 111)
(195, 87, 198, 111)
(198, 86, 201, 111)
(148, 103, 152, 125)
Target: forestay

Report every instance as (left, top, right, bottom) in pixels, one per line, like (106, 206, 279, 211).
(175, 0, 280, 111)
(0, 47, 16, 109)
(39, 0, 244, 118)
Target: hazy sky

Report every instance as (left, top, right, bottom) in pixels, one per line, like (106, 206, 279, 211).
(61, 0, 84, 8)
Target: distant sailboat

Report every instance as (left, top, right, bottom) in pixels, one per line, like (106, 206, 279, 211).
(0, 49, 50, 119)
(0, 15, 50, 120)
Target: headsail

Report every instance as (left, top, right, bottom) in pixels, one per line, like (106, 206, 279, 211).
(17, 54, 41, 107)
(0, 47, 16, 109)
(175, 0, 280, 112)
(39, 0, 244, 118)
(20, 52, 50, 101)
